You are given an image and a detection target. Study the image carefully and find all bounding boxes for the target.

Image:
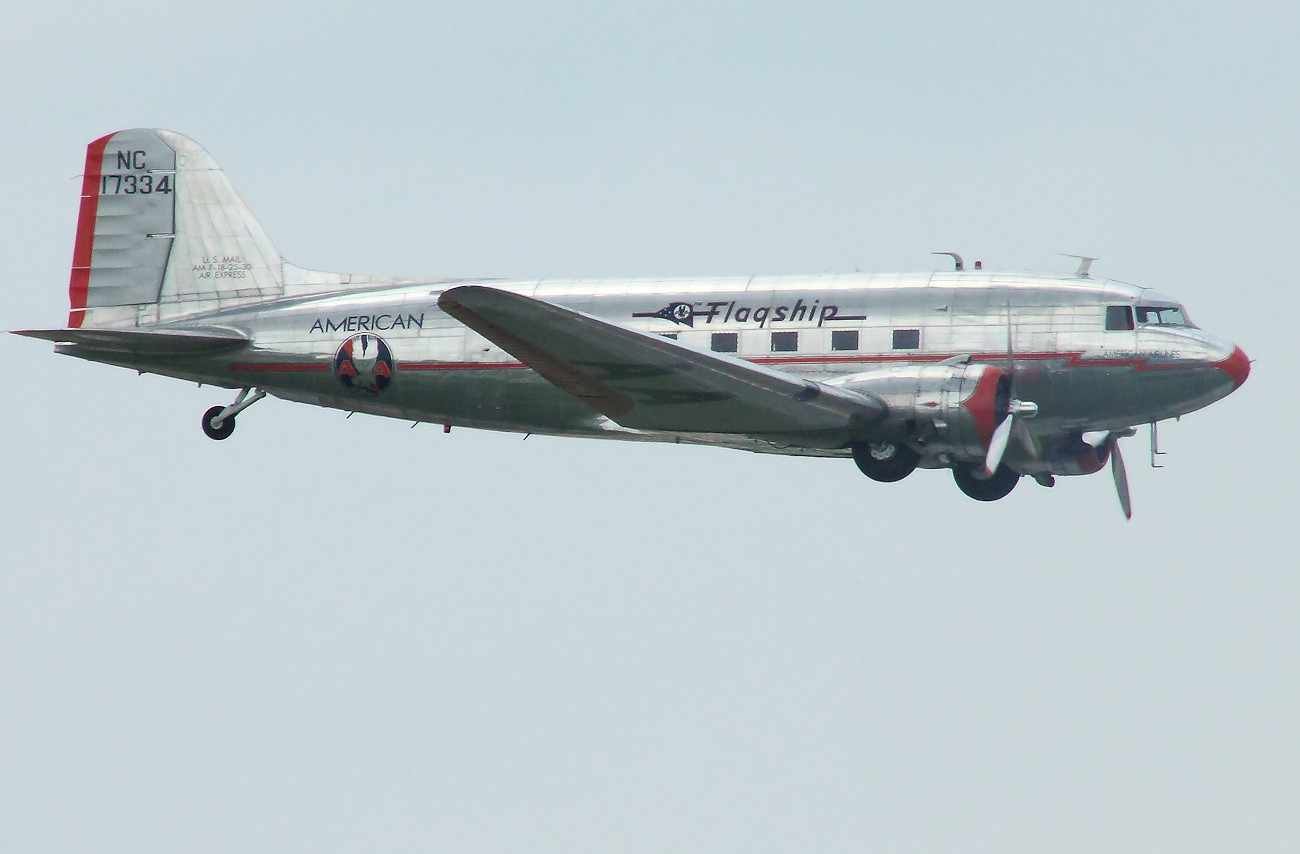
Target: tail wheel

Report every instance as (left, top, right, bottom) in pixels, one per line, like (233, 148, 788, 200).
(851, 441, 920, 483)
(201, 406, 236, 440)
(953, 463, 1019, 501)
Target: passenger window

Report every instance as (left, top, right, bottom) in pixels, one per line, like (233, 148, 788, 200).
(1105, 305, 1134, 331)
(711, 332, 738, 353)
(831, 330, 859, 351)
(892, 329, 920, 350)
(770, 331, 798, 352)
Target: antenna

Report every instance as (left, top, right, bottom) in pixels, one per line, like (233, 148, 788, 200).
(932, 251, 964, 271)
(1061, 253, 1098, 278)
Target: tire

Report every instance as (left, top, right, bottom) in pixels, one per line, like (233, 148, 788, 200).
(952, 463, 1019, 501)
(851, 441, 921, 483)
(202, 405, 236, 440)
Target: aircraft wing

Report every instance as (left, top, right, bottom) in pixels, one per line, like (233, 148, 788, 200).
(437, 285, 886, 435)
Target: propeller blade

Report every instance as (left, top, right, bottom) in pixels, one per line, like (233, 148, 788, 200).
(1110, 439, 1132, 520)
(985, 413, 1014, 476)
(1014, 417, 1041, 459)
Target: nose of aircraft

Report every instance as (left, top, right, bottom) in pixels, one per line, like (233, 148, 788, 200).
(1214, 344, 1250, 390)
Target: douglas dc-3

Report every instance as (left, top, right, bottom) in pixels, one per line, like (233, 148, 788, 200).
(15, 130, 1250, 518)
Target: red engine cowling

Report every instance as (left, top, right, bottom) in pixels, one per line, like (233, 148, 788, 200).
(839, 363, 1009, 460)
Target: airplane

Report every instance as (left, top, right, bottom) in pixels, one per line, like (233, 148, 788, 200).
(13, 129, 1250, 518)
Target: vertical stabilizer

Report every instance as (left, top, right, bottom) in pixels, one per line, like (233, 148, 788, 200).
(69, 129, 284, 328)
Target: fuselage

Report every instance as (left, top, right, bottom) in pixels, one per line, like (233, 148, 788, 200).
(62, 270, 1248, 459)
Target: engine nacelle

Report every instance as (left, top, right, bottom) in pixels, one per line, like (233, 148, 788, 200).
(1015, 436, 1113, 478)
(838, 363, 1008, 460)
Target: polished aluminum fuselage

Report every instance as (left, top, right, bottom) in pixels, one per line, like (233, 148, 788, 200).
(62, 270, 1242, 461)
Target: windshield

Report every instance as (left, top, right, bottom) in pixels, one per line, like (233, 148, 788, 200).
(1135, 305, 1192, 327)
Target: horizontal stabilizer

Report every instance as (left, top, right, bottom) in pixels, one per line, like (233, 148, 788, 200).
(12, 326, 249, 354)
(438, 285, 886, 436)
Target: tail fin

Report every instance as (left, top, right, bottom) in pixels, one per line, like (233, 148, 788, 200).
(68, 129, 405, 329)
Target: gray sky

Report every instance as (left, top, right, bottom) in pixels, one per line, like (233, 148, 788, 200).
(2, 2, 1295, 851)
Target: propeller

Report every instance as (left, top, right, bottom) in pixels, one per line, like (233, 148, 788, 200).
(983, 303, 1039, 475)
(1083, 429, 1135, 520)
(985, 410, 1015, 477)
(1111, 437, 1132, 520)
(1014, 416, 1041, 460)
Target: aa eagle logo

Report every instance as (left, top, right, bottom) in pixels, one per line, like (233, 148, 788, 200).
(632, 301, 696, 327)
(333, 333, 394, 395)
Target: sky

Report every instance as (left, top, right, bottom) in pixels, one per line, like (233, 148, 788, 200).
(1, 2, 1295, 852)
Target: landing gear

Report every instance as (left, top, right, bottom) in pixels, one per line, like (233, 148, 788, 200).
(201, 387, 266, 440)
(953, 463, 1019, 501)
(851, 441, 920, 482)
(202, 406, 237, 440)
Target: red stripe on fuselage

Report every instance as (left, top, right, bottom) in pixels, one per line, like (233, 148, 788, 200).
(67, 133, 114, 328)
(229, 364, 330, 372)
(226, 352, 1204, 375)
(402, 361, 525, 371)
(756, 352, 1196, 372)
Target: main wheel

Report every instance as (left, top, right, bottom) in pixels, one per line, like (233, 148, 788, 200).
(851, 441, 920, 482)
(952, 463, 1019, 501)
(201, 406, 236, 441)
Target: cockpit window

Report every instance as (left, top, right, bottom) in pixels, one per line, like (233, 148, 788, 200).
(1105, 305, 1134, 331)
(1135, 305, 1191, 327)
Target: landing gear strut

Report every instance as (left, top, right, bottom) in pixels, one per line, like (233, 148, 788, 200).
(850, 441, 920, 482)
(202, 387, 265, 440)
(952, 463, 1019, 501)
